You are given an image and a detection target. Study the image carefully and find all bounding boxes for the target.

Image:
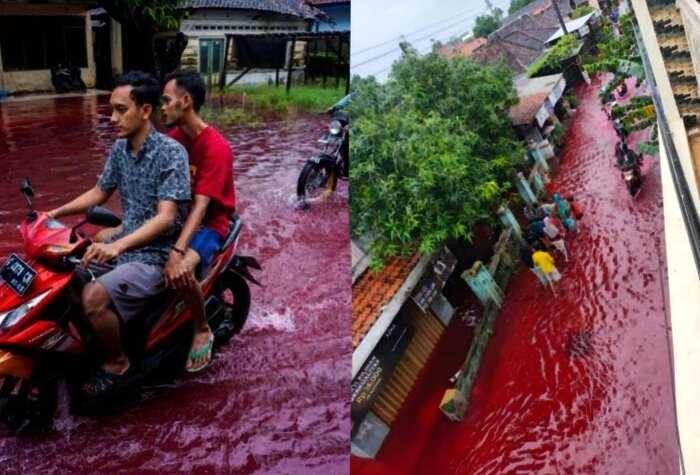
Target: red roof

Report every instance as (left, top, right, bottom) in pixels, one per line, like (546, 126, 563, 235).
(352, 254, 420, 348)
(509, 92, 549, 125)
(438, 37, 487, 59)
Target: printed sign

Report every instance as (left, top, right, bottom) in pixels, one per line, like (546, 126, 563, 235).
(351, 315, 414, 432)
(412, 247, 457, 312)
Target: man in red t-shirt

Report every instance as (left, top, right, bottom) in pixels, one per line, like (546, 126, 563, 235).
(161, 70, 236, 372)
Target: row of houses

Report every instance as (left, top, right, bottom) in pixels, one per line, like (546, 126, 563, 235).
(0, 0, 350, 95)
(439, 0, 599, 75)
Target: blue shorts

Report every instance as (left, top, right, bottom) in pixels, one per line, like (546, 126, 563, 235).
(190, 227, 223, 278)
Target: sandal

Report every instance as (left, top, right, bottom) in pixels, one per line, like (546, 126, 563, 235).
(82, 368, 130, 397)
(186, 332, 214, 373)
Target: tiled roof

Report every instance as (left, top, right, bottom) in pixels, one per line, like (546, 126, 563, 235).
(182, 0, 321, 18)
(437, 37, 487, 59)
(352, 253, 420, 348)
(502, 0, 582, 28)
(472, 10, 560, 73)
(306, 0, 349, 4)
(509, 92, 549, 125)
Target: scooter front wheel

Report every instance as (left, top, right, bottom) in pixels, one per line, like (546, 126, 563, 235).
(296, 161, 337, 207)
(210, 272, 251, 347)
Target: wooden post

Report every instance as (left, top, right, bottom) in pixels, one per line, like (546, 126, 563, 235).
(335, 34, 342, 88)
(322, 37, 328, 88)
(345, 36, 350, 94)
(312, 38, 317, 85)
(275, 68, 280, 88)
(304, 40, 309, 85)
(219, 35, 231, 91)
(286, 38, 296, 94)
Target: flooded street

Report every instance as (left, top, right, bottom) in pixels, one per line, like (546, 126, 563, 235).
(0, 95, 351, 474)
(352, 77, 679, 474)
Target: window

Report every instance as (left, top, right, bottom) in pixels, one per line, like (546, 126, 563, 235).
(0, 16, 87, 71)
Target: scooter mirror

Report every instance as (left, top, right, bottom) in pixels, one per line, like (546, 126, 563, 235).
(86, 206, 122, 228)
(20, 178, 34, 198)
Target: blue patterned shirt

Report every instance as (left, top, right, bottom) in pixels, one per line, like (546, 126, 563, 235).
(97, 125, 191, 266)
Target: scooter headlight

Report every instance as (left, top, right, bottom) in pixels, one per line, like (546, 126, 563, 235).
(329, 120, 342, 136)
(0, 289, 52, 331)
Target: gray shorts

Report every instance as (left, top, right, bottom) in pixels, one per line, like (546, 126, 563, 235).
(95, 262, 164, 324)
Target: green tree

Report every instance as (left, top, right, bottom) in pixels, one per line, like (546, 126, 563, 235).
(473, 8, 504, 38)
(350, 45, 523, 263)
(97, 0, 187, 74)
(570, 4, 595, 19)
(508, 0, 536, 15)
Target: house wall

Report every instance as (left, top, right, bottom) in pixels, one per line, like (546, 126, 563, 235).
(313, 4, 350, 32)
(180, 9, 309, 85)
(0, 4, 95, 94)
(632, 0, 700, 470)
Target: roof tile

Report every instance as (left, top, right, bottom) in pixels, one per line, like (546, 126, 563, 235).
(352, 253, 420, 348)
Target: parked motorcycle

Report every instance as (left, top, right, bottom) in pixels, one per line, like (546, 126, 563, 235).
(50, 65, 87, 94)
(296, 99, 350, 208)
(0, 179, 260, 433)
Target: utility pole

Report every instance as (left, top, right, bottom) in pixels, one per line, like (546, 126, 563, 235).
(551, 0, 568, 34)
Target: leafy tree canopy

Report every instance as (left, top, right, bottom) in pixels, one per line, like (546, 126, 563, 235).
(473, 8, 504, 38)
(508, 0, 536, 15)
(350, 45, 524, 264)
(97, 0, 185, 32)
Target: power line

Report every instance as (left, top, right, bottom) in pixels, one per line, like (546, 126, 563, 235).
(351, 7, 478, 57)
(351, 15, 471, 70)
(364, 23, 470, 78)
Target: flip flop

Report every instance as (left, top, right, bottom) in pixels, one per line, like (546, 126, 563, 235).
(186, 332, 214, 373)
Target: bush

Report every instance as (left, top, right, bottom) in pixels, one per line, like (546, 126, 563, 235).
(566, 93, 578, 109)
(549, 122, 566, 147)
(570, 4, 594, 19)
(527, 35, 581, 77)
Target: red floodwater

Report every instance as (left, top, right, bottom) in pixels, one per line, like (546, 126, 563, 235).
(0, 95, 351, 474)
(352, 77, 679, 474)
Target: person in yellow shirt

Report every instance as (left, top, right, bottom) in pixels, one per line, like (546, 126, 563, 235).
(532, 243, 561, 296)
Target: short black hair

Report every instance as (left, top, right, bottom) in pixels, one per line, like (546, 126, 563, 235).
(164, 70, 206, 112)
(115, 71, 160, 110)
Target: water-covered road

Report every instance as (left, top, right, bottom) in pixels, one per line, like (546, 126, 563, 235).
(352, 77, 679, 474)
(0, 95, 351, 474)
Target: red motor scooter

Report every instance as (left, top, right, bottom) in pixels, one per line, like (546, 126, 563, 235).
(0, 179, 260, 433)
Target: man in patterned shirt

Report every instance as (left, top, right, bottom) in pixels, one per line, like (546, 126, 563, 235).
(48, 71, 191, 396)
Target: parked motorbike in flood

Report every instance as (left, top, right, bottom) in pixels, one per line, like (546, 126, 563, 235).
(0, 179, 260, 433)
(296, 99, 350, 208)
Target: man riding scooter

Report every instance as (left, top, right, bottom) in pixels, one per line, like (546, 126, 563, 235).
(46, 71, 191, 396)
(615, 141, 643, 195)
(160, 70, 236, 372)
